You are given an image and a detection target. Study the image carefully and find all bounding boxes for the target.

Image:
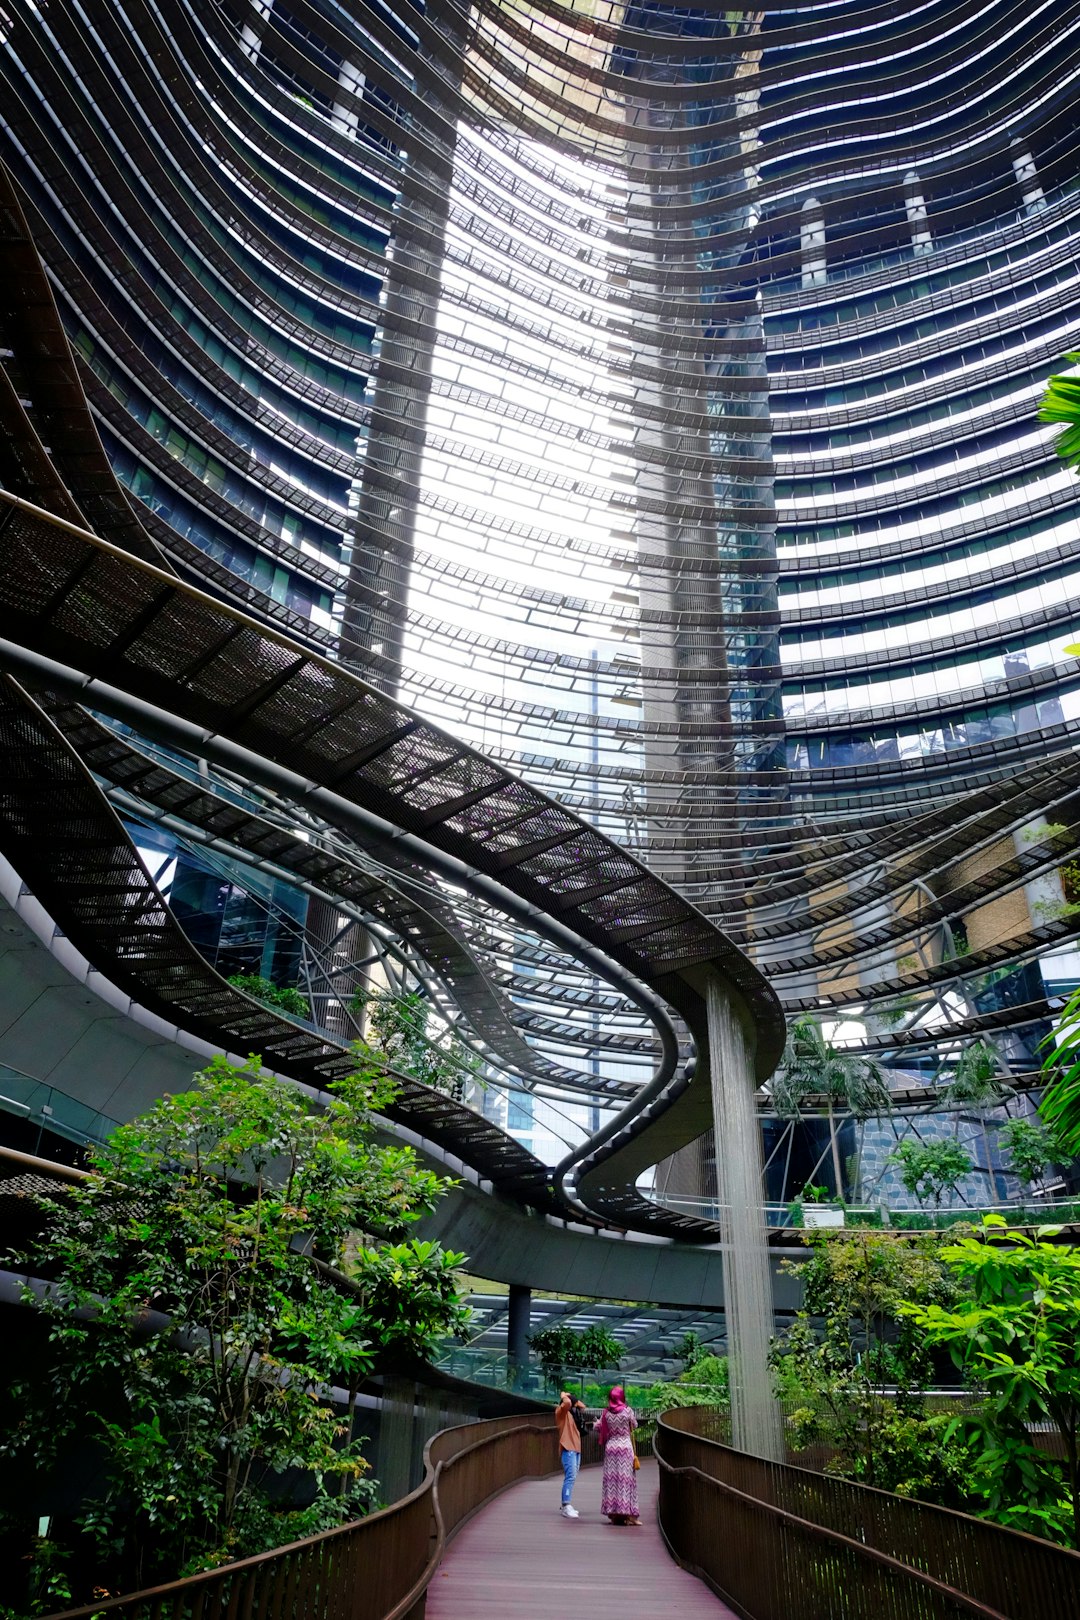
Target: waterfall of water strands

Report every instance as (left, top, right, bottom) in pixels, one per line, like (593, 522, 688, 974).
(705, 974, 785, 1462)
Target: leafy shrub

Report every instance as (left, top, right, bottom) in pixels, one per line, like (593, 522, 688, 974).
(528, 1324, 623, 1391)
(226, 972, 310, 1019)
(901, 1216, 1080, 1546)
(771, 1230, 964, 1502)
(0, 1057, 467, 1601)
(887, 1139, 973, 1207)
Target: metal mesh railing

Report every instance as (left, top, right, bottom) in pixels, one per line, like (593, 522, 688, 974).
(0, 672, 558, 1210)
(656, 1408, 1080, 1620)
(38, 1414, 558, 1620)
(0, 489, 778, 1027)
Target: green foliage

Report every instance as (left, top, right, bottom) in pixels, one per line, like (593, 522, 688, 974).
(786, 1183, 848, 1226)
(770, 1230, 968, 1501)
(1020, 821, 1069, 844)
(347, 1238, 468, 1360)
(943, 1044, 1008, 1204)
(945, 1042, 1004, 1110)
(901, 1216, 1080, 1546)
(845, 1207, 884, 1229)
(580, 1381, 655, 1410)
(646, 1354, 729, 1411)
(884, 1204, 1080, 1231)
(771, 1019, 893, 1199)
(1040, 982, 1080, 1156)
(351, 988, 478, 1101)
(1031, 897, 1080, 923)
(770, 1019, 892, 1121)
(1039, 354, 1080, 471)
(875, 990, 922, 1028)
(357, 987, 428, 1059)
(6, 1535, 73, 1618)
(887, 1138, 973, 1207)
(998, 1117, 1060, 1189)
(528, 1323, 623, 1390)
(0, 1056, 468, 1602)
(226, 973, 310, 1019)
(676, 1330, 705, 1370)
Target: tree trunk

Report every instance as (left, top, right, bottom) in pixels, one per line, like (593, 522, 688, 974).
(828, 1101, 844, 1199)
(337, 1378, 359, 1496)
(980, 1118, 998, 1204)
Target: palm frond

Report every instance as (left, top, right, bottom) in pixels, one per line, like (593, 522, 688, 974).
(946, 1041, 1005, 1109)
(768, 1016, 891, 1119)
(1039, 357, 1080, 471)
(1039, 984, 1080, 1155)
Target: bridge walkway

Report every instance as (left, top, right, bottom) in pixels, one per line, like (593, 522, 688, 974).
(425, 1459, 735, 1619)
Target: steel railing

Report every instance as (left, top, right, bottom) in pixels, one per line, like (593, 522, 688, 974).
(655, 1407, 1080, 1620)
(39, 1413, 559, 1620)
(655, 1192, 1080, 1234)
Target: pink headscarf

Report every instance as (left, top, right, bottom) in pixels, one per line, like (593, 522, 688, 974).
(607, 1385, 627, 1413)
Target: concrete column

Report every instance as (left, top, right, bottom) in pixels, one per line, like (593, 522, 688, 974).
(904, 171, 932, 255)
(507, 1283, 532, 1381)
(1011, 144, 1046, 212)
(1014, 817, 1067, 933)
(800, 197, 826, 287)
(706, 973, 784, 1461)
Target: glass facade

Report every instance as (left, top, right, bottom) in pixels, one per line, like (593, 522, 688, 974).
(2, 0, 1080, 1201)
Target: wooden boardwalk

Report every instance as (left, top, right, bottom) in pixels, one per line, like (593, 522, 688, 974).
(426, 1460, 737, 1619)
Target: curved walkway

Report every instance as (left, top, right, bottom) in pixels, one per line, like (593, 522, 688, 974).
(426, 1461, 734, 1619)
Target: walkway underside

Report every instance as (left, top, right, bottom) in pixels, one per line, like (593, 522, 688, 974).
(0, 156, 786, 1245)
(425, 1460, 733, 1620)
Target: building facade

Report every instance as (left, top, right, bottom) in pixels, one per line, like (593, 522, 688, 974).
(1, 0, 1079, 1215)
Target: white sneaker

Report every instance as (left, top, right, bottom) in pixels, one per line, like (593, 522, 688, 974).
(560, 1504, 579, 1518)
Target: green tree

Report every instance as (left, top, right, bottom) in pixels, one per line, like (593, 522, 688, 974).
(352, 987, 477, 1101)
(887, 1138, 973, 1208)
(769, 1018, 892, 1199)
(528, 1323, 623, 1391)
(0, 1056, 468, 1602)
(226, 972, 310, 1019)
(770, 1231, 968, 1501)
(676, 1329, 705, 1370)
(902, 1216, 1080, 1546)
(998, 1117, 1060, 1195)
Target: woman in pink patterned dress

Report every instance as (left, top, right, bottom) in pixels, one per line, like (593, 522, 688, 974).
(596, 1385, 640, 1525)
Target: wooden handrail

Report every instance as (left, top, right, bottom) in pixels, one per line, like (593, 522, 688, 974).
(657, 1456, 1010, 1620)
(38, 1415, 558, 1620)
(656, 1407, 1080, 1620)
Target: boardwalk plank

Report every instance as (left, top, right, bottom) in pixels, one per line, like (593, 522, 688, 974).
(426, 1460, 736, 1618)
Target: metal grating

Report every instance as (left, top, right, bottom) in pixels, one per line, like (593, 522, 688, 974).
(0, 673, 562, 1212)
(0, 491, 781, 1060)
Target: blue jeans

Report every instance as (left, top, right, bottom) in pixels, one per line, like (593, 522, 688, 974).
(560, 1447, 580, 1505)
